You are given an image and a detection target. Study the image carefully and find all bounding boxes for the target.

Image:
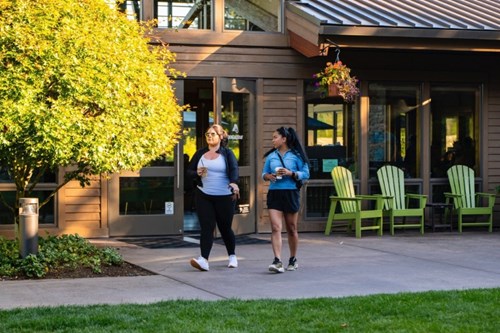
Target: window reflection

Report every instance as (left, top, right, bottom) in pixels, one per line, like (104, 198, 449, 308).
(157, 0, 212, 29)
(368, 83, 420, 179)
(0, 191, 55, 225)
(221, 92, 250, 166)
(430, 86, 478, 178)
(305, 103, 356, 179)
(118, 0, 141, 21)
(119, 0, 212, 29)
(119, 177, 174, 215)
(224, 0, 281, 32)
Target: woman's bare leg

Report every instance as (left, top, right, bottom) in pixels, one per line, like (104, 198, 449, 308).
(269, 209, 284, 259)
(284, 212, 299, 258)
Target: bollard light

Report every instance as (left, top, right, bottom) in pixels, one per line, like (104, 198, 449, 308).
(19, 198, 39, 258)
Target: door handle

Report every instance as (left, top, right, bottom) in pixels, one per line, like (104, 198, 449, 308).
(176, 144, 180, 189)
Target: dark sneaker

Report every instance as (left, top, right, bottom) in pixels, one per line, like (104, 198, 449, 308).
(286, 257, 298, 271)
(268, 258, 285, 273)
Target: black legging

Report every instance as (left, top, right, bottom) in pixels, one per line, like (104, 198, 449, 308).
(195, 189, 236, 259)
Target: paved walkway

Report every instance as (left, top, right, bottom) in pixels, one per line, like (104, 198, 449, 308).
(1, 232, 500, 309)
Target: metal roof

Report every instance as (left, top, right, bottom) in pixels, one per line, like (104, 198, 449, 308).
(287, 0, 500, 31)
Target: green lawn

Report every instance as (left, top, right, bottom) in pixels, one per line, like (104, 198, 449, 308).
(1, 288, 499, 332)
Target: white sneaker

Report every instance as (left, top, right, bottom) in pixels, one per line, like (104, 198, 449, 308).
(190, 256, 209, 271)
(228, 255, 238, 268)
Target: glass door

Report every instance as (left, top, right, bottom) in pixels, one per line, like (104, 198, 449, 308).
(108, 156, 183, 237)
(108, 78, 256, 237)
(217, 78, 256, 234)
(182, 78, 256, 235)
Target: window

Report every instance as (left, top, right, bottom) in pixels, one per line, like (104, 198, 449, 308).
(368, 83, 420, 179)
(0, 169, 57, 225)
(430, 85, 479, 178)
(306, 103, 356, 179)
(120, 177, 174, 215)
(224, 0, 282, 32)
(221, 92, 251, 166)
(154, 0, 212, 29)
(304, 97, 358, 219)
(118, 0, 141, 21)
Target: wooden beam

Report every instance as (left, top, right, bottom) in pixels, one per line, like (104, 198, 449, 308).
(288, 31, 321, 58)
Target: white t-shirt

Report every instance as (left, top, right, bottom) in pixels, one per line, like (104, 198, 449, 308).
(198, 155, 232, 196)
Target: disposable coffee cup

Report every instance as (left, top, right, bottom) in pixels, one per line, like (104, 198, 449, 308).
(275, 167, 283, 179)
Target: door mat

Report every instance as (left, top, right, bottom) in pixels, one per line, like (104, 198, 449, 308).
(115, 236, 199, 249)
(116, 235, 270, 249)
(214, 235, 271, 246)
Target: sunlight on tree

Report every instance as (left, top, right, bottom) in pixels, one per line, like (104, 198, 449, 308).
(0, 0, 184, 222)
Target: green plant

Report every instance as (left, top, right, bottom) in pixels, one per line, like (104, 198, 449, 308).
(100, 247, 124, 266)
(19, 254, 47, 278)
(314, 61, 360, 102)
(0, 234, 124, 279)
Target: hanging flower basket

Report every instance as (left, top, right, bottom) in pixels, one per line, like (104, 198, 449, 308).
(313, 61, 360, 102)
(328, 84, 340, 97)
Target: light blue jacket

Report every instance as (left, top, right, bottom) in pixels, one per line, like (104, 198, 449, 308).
(262, 150, 310, 190)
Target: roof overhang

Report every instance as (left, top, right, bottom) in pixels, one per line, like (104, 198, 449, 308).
(286, 1, 500, 57)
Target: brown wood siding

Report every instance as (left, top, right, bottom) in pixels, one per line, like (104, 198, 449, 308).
(168, 44, 317, 79)
(487, 76, 500, 224)
(257, 79, 302, 233)
(57, 178, 107, 237)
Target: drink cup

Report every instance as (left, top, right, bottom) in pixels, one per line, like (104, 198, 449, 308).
(199, 167, 208, 178)
(275, 167, 283, 179)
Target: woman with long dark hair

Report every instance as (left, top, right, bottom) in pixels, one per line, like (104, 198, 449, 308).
(262, 127, 309, 273)
(186, 124, 240, 271)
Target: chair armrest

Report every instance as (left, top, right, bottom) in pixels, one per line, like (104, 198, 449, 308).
(406, 194, 427, 199)
(329, 196, 362, 202)
(406, 194, 427, 208)
(476, 192, 496, 207)
(357, 195, 384, 201)
(476, 192, 496, 198)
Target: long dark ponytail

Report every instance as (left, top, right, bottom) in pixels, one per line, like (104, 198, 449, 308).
(264, 127, 309, 164)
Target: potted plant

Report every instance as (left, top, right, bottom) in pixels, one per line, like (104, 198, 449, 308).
(314, 61, 360, 102)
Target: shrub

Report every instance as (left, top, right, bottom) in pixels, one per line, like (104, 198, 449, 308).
(0, 234, 124, 279)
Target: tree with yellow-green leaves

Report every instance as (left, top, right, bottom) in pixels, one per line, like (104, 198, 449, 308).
(0, 0, 183, 221)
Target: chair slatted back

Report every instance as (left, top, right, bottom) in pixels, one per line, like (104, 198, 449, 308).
(377, 165, 405, 210)
(447, 165, 476, 208)
(332, 166, 357, 213)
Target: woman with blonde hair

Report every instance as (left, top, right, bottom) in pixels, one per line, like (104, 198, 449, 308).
(186, 124, 240, 271)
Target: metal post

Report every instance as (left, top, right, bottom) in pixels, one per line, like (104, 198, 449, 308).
(19, 198, 39, 258)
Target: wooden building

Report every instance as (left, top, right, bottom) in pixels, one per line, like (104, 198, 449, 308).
(1, 0, 499, 238)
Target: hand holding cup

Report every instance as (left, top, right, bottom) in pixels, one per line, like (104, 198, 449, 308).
(275, 167, 283, 179)
(198, 167, 208, 178)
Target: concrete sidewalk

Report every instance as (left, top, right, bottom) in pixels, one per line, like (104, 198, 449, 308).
(1, 232, 500, 309)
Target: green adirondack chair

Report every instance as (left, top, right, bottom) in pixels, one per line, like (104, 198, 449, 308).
(325, 166, 384, 238)
(376, 165, 427, 235)
(445, 165, 495, 233)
